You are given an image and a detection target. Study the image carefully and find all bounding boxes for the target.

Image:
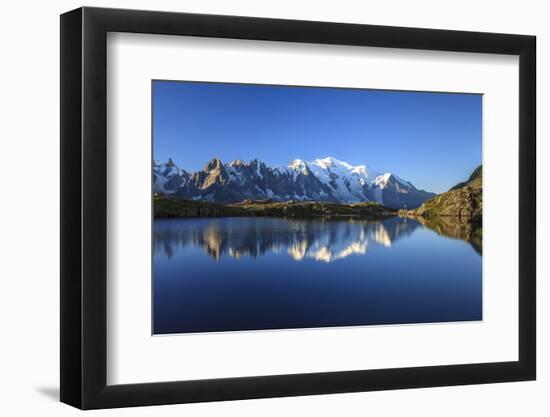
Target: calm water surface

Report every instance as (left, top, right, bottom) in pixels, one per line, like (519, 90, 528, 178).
(153, 216, 482, 334)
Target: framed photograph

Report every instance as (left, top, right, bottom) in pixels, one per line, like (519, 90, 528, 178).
(60, 7, 536, 409)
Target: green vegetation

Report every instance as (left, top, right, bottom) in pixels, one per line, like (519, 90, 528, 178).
(154, 195, 396, 219)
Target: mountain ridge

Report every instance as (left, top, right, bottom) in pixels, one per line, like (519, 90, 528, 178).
(153, 156, 436, 210)
(449, 165, 482, 191)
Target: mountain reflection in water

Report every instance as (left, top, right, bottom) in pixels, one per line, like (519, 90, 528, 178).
(153, 216, 481, 263)
(153, 215, 482, 334)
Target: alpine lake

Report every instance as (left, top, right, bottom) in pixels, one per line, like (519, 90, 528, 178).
(153, 213, 482, 334)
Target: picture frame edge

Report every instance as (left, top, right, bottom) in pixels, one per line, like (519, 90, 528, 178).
(60, 6, 537, 410)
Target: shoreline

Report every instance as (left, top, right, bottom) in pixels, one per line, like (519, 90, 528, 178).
(154, 196, 397, 220)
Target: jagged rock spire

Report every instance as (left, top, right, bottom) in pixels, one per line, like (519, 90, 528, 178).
(204, 157, 223, 172)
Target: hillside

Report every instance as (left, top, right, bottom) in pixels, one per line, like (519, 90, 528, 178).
(449, 165, 482, 191)
(401, 166, 482, 222)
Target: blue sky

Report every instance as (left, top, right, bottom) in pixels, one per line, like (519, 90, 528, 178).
(153, 80, 482, 193)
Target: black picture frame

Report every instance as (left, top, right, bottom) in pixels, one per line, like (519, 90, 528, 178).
(60, 6, 536, 410)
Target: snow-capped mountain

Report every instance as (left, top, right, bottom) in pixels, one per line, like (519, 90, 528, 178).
(153, 156, 435, 209)
(153, 158, 190, 192)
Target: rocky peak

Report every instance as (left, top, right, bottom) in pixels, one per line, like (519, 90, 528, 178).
(201, 157, 228, 189)
(288, 159, 310, 175)
(204, 157, 223, 173)
(230, 159, 245, 167)
(289, 159, 306, 168)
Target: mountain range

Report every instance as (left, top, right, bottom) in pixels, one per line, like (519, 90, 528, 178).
(153, 156, 436, 209)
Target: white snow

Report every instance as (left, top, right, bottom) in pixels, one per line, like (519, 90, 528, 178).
(153, 160, 189, 193)
(256, 163, 263, 179)
(154, 156, 418, 202)
(287, 159, 309, 177)
(373, 173, 392, 189)
(307, 156, 384, 202)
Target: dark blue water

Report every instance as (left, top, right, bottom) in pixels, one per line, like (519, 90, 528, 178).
(153, 216, 482, 334)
